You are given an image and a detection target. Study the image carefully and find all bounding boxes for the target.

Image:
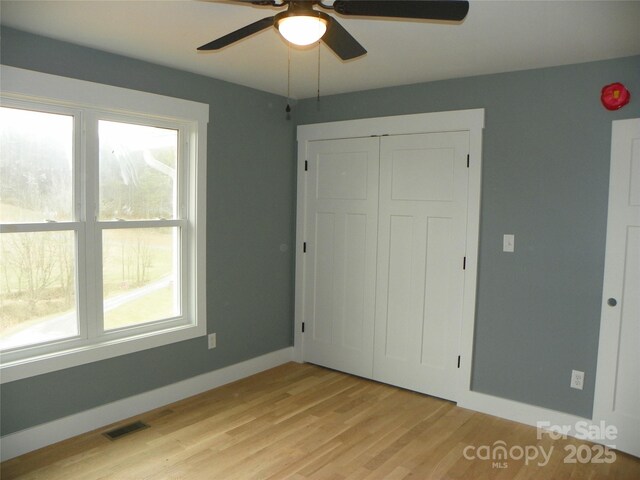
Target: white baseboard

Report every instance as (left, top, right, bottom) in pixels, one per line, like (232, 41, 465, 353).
(459, 390, 589, 428)
(2, 352, 614, 463)
(0, 347, 293, 461)
(458, 390, 637, 454)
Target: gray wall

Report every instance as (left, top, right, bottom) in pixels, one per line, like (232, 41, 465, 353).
(294, 55, 640, 418)
(2, 25, 639, 436)
(0, 27, 297, 436)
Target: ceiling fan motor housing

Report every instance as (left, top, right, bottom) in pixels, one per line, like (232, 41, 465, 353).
(198, 0, 470, 60)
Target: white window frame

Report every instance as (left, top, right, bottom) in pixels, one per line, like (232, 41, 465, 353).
(0, 66, 209, 383)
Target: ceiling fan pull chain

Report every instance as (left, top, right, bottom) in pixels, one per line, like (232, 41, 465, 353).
(317, 40, 321, 104)
(286, 41, 292, 114)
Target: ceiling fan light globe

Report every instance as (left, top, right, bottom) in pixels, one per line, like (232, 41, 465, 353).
(277, 16, 327, 46)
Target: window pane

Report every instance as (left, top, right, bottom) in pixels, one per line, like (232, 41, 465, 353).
(99, 121, 178, 221)
(0, 107, 74, 223)
(0, 231, 78, 350)
(102, 227, 180, 330)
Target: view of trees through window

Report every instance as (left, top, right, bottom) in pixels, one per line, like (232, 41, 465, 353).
(99, 120, 177, 221)
(0, 107, 77, 349)
(98, 121, 181, 331)
(0, 108, 181, 350)
(0, 107, 73, 223)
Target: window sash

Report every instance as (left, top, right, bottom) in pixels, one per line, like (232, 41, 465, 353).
(96, 223, 186, 336)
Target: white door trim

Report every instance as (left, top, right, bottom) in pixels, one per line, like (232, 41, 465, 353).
(293, 109, 484, 404)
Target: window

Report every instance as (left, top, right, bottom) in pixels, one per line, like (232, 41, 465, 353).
(98, 121, 182, 332)
(0, 66, 208, 382)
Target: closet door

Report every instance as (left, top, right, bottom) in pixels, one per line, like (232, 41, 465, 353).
(374, 132, 469, 401)
(303, 137, 380, 378)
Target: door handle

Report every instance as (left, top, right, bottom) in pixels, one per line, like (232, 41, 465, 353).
(607, 298, 617, 307)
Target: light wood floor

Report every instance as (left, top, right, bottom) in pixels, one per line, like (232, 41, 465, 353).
(2, 362, 639, 479)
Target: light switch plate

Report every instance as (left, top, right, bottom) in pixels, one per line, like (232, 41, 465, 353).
(503, 234, 515, 253)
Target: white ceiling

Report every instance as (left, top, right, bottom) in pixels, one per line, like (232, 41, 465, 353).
(1, 0, 639, 99)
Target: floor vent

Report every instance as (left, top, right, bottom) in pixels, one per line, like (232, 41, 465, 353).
(103, 420, 149, 440)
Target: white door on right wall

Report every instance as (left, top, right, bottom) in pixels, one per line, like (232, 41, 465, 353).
(373, 131, 469, 402)
(594, 118, 640, 458)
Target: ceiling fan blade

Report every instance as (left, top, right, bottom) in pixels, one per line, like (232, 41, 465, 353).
(201, 0, 279, 5)
(230, 0, 278, 4)
(332, 0, 469, 22)
(197, 16, 275, 51)
(322, 17, 367, 60)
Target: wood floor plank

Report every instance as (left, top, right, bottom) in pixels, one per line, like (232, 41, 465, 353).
(2, 362, 639, 479)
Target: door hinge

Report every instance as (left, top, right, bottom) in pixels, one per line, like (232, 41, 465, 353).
(303, 242, 307, 253)
(463, 257, 467, 270)
(305, 160, 308, 171)
(467, 154, 470, 168)
(302, 322, 305, 333)
(457, 355, 461, 368)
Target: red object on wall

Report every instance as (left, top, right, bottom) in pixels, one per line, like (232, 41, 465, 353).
(601, 83, 631, 110)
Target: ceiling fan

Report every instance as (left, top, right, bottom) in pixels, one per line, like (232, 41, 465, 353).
(198, 0, 470, 60)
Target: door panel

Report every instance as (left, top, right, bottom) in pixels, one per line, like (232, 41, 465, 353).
(313, 212, 336, 344)
(343, 213, 368, 351)
(391, 147, 455, 201)
(385, 215, 415, 361)
(422, 216, 454, 370)
(615, 227, 639, 418)
(374, 132, 469, 401)
(317, 152, 369, 200)
(595, 119, 640, 458)
(303, 137, 379, 378)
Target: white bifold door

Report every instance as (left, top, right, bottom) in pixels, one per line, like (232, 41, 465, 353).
(373, 132, 469, 401)
(303, 131, 470, 401)
(303, 137, 380, 378)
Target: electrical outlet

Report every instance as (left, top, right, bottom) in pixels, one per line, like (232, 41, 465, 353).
(570, 370, 584, 390)
(207, 333, 217, 350)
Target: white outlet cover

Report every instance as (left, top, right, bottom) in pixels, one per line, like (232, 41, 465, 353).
(571, 369, 584, 390)
(207, 333, 216, 349)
